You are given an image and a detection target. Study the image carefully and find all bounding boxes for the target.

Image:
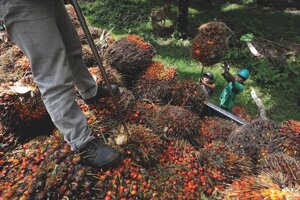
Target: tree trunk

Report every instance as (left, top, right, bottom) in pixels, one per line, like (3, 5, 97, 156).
(177, 0, 189, 39)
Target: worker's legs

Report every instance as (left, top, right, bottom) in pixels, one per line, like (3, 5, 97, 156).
(53, 0, 119, 104)
(2, 0, 94, 150)
(53, 0, 98, 100)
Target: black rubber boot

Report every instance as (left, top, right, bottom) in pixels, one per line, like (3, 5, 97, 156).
(79, 138, 121, 169)
(84, 84, 119, 105)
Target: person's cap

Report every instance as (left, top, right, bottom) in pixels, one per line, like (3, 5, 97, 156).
(238, 69, 250, 80)
(204, 72, 214, 80)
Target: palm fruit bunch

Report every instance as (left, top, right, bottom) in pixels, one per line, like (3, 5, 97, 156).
(135, 61, 176, 104)
(104, 34, 155, 86)
(227, 119, 285, 165)
(191, 22, 228, 66)
(0, 76, 47, 130)
(126, 100, 160, 126)
(219, 173, 300, 200)
(154, 140, 207, 199)
(152, 105, 200, 139)
(279, 120, 300, 159)
(259, 153, 300, 186)
(197, 142, 253, 190)
(170, 80, 207, 113)
(82, 44, 96, 67)
(88, 65, 124, 86)
(195, 116, 238, 146)
(109, 124, 165, 167)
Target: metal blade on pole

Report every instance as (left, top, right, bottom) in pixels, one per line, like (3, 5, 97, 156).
(204, 102, 247, 125)
(70, 0, 129, 133)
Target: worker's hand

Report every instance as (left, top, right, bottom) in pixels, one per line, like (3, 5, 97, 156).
(63, 0, 71, 5)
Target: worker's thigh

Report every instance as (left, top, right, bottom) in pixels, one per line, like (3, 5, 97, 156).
(2, 1, 72, 95)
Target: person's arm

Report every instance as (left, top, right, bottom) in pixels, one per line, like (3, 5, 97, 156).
(222, 71, 235, 83)
(201, 80, 216, 90)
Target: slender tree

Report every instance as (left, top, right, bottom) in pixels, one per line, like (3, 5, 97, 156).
(177, 0, 189, 38)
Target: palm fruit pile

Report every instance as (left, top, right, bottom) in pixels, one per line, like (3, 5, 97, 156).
(0, 130, 161, 200)
(135, 61, 176, 104)
(192, 22, 228, 66)
(104, 34, 155, 86)
(170, 80, 207, 113)
(1, 5, 300, 200)
(227, 119, 300, 167)
(227, 119, 285, 164)
(259, 153, 300, 186)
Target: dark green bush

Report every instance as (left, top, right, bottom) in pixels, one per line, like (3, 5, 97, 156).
(80, 0, 149, 32)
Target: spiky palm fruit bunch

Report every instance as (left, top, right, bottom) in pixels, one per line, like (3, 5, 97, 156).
(195, 117, 238, 146)
(279, 120, 300, 159)
(227, 119, 286, 164)
(219, 174, 300, 200)
(0, 77, 47, 130)
(109, 124, 165, 167)
(152, 105, 200, 139)
(81, 44, 96, 67)
(191, 22, 228, 66)
(88, 65, 124, 86)
(126, 100, 160, 126)
(259, 153, 300, 186)
(170, 80, 207, 114)
(135, 61, 177, 103)
(104, 34, 155, 86)
(197, 142, 253, 187)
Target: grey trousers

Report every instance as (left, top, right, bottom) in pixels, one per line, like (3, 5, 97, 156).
(0, 0, 96, 150)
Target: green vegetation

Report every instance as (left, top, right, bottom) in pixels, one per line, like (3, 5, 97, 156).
(79, 0, 300, 121)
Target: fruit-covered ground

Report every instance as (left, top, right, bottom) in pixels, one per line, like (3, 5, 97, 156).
(0, 6, 299, 200)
